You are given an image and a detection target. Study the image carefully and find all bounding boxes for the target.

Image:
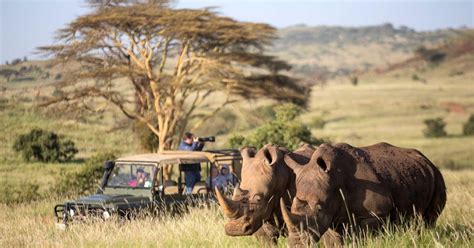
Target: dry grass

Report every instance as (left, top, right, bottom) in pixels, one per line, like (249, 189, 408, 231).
(1, 32, 473, 247)
(0, 170, 471, 247)
(305, 53, 474, 169)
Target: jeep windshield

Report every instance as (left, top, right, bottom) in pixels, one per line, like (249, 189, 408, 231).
(106, 163, 156, 189)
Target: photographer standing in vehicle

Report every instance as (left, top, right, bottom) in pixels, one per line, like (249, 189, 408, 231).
(178, 132, 214, 194)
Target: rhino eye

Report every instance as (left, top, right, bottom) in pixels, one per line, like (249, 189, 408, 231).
(294, 197, 308, 212)
(309, 203, 322, 212)
(253, 194, 263, 202)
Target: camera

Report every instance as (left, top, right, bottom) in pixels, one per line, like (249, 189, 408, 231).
(197, 136, 215, 142)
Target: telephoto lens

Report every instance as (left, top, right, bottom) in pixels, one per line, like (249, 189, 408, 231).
(198, 136, 215, 142)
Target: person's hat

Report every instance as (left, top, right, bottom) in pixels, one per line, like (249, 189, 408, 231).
(221, 164, 229, 173)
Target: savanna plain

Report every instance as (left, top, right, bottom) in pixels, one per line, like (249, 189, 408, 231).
(1, 33, 474, 247)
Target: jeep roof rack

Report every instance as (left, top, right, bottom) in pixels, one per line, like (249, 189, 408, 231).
(115, 149, 241, 165)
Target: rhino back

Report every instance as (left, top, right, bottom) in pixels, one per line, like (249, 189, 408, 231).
(288, 144, 315, 165)
(357, 142, 438, 216)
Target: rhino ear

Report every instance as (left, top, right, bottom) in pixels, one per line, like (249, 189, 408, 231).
(284, 153, 304, 175)
(315, 156, 330, 173)
(241, 146, 256, 162)
(262, 145, 282, 168)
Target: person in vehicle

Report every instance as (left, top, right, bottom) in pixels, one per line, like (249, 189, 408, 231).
(128, 167, 152, 187)
(220, 164, 234, 186)
(143, 172, 153, 188)
(206, 165, 227, 190)
(178, 132, 204, 194)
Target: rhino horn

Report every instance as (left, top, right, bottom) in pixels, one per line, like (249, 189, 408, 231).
(215, 187, 240, 218)
(284, 153, 304, 175)
(280, 198, 301, 232)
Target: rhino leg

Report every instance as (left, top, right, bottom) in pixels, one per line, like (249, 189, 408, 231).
(423, 165, 447, 227)
(253, 222, 280, 245)
(321, 228, 343, 248)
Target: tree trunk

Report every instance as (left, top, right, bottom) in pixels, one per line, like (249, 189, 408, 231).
(158, 131, 175, 181)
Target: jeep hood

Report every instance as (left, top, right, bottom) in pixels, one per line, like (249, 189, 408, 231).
(66, 194, 151, 207)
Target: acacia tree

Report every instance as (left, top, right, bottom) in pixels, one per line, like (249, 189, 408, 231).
(39, 0, 308, 153)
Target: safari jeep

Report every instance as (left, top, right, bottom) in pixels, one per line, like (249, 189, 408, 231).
(54, 150, 241, 228)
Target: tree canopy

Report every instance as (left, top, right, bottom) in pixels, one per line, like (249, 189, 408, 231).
(39, 0, 309, 152)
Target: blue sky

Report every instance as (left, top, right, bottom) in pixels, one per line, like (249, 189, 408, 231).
(1, 0, 473, 62)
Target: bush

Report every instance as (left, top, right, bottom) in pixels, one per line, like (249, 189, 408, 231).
(13, 128, 78, 162)
(462, 114, 474, 136)
(0, 181, 41, 205)
(350, 76, 358, 86)
(242, 105, 277, 129)
(11, 58, 22, 65)
(52, 88, 65, 98)
(449, 70, 464, 77)
(54, 152, 117, 196)
(423, 118, 447, 138)
(228, 103, 326, 150)
(309, 116, 326, 129)
(134, 121, 159, 152)
(414, 46, 446, 64)
(228, 134, 246, 148)
(440, 159, 469, 170)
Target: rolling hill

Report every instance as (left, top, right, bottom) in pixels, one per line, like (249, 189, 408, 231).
(271, 23, 467, 81)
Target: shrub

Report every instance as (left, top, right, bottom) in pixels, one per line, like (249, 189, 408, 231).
(228, 103, 326, 150)
(242, 105, 277, 129)
(440, 159, 469, 170)
(449, 70, 464, 77)
(309, 116, 326, 129)
(13, 129, 78, 162)
(228, 134, 246, 148)
(462, 114, 474, 136)
(350, 76, 358, 86)
(255, 105, 276, 120)
(52, 88, 64, 98)
(0, 68, 18, 82)
(423, 118, 447, 138)
(0, 181, 41, 205)
(414, 46, 446, 64)
(11, 58, 22, 65)
(11, 77, 36, 82)
(134, 121, 159, 152)
(54, 152, 117, 196)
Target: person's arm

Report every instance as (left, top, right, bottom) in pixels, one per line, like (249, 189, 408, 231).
(190, 141, 204, 151)
(178, 142, 188, 151)
(196, 142, 204, 151)
(205, 177, 210, 189)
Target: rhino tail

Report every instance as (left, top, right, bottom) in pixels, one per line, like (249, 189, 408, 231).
(423, 164, 447, 227)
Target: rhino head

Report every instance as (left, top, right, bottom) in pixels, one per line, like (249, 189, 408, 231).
(280, 144, 346, 246)
(216, 144, 291, 236)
